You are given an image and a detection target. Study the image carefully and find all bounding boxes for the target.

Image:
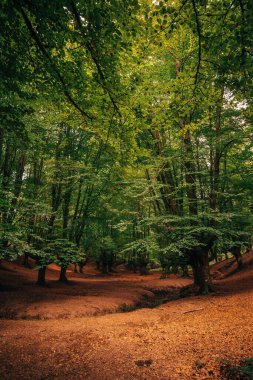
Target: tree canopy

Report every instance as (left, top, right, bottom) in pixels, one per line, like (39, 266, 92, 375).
(1, 0, 252, 292)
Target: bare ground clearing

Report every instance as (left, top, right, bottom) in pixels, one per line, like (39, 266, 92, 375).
(0, 253, 252, 380)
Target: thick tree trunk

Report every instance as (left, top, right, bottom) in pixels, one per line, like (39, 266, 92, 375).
(78, 260, 87, 273)
(101, 263, 108, 274)
(190, 251, 210, 294)
(37, 266, 46, 286)
(231, 247, 243, 270)
(139, 264, 148, 275)
(59, 266, 68, 283)
(100, 250, 110, 274)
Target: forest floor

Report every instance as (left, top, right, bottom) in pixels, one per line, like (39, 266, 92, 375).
(0, 252, 253, 380)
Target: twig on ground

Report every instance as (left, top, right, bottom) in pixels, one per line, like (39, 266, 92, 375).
(183, 308, 204, 314)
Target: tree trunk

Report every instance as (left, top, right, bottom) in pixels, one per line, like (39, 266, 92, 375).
(37, 266, 46, 286)
(183, 130, 198, 216)
(0, 127, 4, 168)
(181, 265, 190, 277)
(190, 251, 210, 294)
(231, 247, 243, 270)
(101, 262, 108, 274)
(139, 264, 148, 275)
(59, 266, 68, 283)
(8, 154, 25, 224)
(150, 129, 179, 215)
(23, 253, 31, 268)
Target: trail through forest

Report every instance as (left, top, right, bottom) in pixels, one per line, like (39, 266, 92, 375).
(0, 253, 253, 380)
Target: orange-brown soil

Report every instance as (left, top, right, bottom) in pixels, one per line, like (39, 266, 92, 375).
(0, 253, 253, 379)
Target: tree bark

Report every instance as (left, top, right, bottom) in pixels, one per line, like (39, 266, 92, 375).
(190, 250, 210, 294)
(230, 247, 243, 270)
(36, 265, 47, 286)
(59, 266, 68, 283)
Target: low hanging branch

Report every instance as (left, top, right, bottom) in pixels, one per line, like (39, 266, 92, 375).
(13, 0, 92, 120)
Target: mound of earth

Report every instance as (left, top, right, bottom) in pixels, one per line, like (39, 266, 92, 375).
(0, 260, 191, 320)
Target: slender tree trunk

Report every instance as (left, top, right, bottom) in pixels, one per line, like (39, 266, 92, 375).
(8, 154, 25, 224)
(0, 128, 4, 169)
(145, 169, 161, 215)
(62, 186, 72, 238)
(183, 129, 198, 217)
(1, 143, 16, 224)
(210, 105, 222, 210)
(150, 129, 179, 215)
(69, 177, 83, 240)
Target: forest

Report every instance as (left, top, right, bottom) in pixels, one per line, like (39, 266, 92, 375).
(0, 1, 253, 379)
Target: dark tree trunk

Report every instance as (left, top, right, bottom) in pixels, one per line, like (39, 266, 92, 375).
(190, 250, 210, 294)
(23, 253, 31, 268)
(139, 264, 148, 275)
(100, 249, 110, 274)
(107, 252, 114, 272)
(231, 247, 243, 270)
(1, 143, 16, 224)
(62, 185, 72, 239)
(181, 265, 190, 277)
(101, 261, 108, 274)
(78, 260, 87, 273)
(59, 266, 68, 283)
(0, 127, 4, 168)
(37, 266, 46, 286)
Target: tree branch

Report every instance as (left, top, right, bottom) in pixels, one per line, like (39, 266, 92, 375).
(14, 0, 92, 120)
(191, 0, 202, 91)
(69, 0, 121, 116)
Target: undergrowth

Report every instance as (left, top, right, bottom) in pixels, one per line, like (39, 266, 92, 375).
(220, 358, 253, 380)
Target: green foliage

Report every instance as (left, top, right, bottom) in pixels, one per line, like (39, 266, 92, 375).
(0, 0, 252, 288)
(0, 227, 27, 261)
(45, 239, 85, 267)
(220, 358, 253, 380)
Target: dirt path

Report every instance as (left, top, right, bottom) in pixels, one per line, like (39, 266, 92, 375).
(0, 254, 253, 379)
